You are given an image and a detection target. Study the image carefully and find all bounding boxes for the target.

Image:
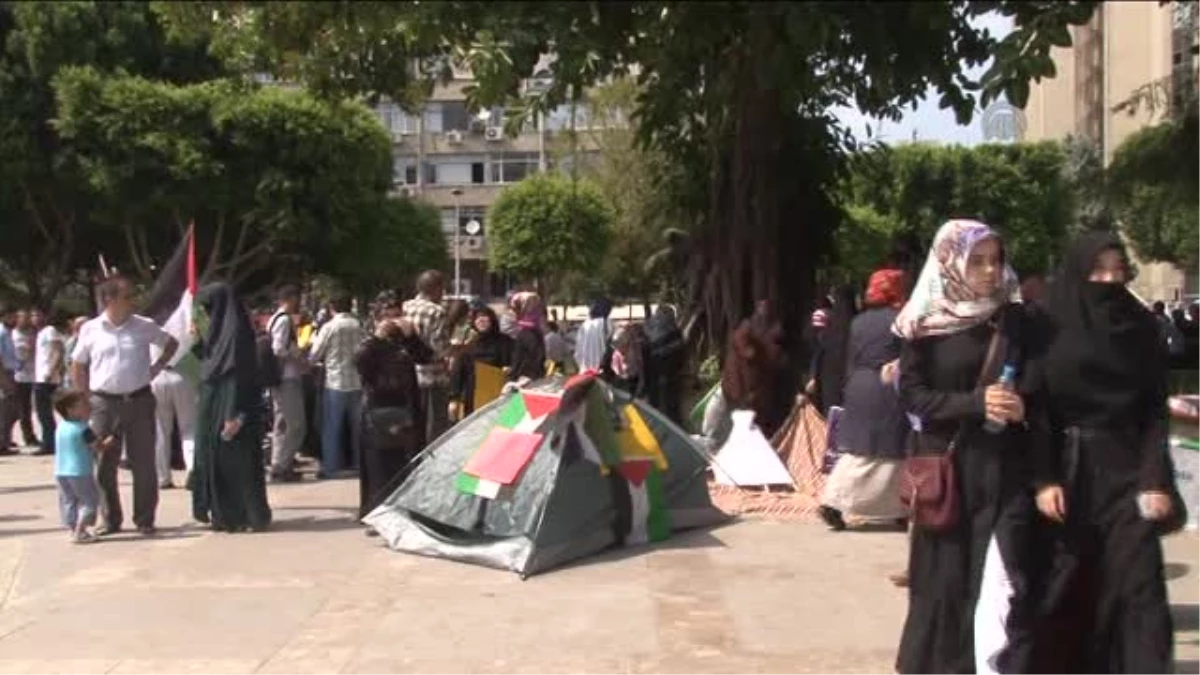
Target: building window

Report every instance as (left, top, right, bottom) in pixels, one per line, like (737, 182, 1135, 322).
(378, 103, 418, 135)
(441, 101, 472, 131)
(471, 162, 486, 184)
(393, 158, 418, 184)
(490, 152, 539, 184)
(440, 207, 487, 235)
(423, 102, 444, 134)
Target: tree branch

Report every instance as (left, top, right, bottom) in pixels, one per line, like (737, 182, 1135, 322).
(203, 210, 227, 280)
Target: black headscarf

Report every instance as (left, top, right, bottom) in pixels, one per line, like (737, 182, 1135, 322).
(197, 282, 258, 387)
(589, 298, 613, 320)
(1044, 231, 1160, 419)
(817, 284, 858, 411)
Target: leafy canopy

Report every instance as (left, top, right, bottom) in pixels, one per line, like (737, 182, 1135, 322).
(487, 173, 613, 286)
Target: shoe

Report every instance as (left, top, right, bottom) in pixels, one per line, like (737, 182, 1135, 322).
(887, 571, 909, 588)
(137, 525, 157, 537)
(0, 447, 17, 456)
(31, 448, 53, 457)
(818, 506, 847, 532)
(72, 531, 97, 544)
(194, 513, 211, 525)
(159, 481, 175, 490)
(364, 527, 380, 538)
(95, 524, 121, 537)
(269, 470, 301, 484)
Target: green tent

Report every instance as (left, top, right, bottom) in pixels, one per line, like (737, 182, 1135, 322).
(364, 375, 728, 577)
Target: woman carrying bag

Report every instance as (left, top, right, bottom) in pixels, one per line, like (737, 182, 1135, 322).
(892, 219, 1043, 674)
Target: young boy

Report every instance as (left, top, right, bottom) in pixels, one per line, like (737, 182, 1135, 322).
(53, 391, 114, 543)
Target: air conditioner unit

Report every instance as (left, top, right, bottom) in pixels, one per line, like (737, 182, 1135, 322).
(446, 130, 464, 144)
(485, 126, 504, 142)
(390, 131, 405, 143)
(464, 236, 483, 250)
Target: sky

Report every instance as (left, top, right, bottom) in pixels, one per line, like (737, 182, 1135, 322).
(831, 13, 1017, 147)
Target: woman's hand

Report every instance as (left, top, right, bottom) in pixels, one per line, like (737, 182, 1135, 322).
(221, 417, 242, 441)
(984, 385, 1025, 424)
(1138, 491, 1173, 521)
(1036, 485, 1067, 523)
(804, 379, 817, 395)
(880, 360, 900, 386)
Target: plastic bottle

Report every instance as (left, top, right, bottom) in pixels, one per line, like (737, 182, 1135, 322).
(983, 364, 1018, 434)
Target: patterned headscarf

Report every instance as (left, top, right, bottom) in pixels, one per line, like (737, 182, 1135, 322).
(865, 268, 909, 309)
(892, 219, 1020, 340)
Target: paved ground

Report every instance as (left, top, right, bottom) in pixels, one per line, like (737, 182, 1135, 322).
(0, 451, 1195, 674)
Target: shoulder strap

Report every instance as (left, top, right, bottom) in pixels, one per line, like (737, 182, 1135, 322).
(975, 310, 1007, 388)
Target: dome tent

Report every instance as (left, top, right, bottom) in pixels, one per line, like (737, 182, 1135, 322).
(364, 374, 728, 578)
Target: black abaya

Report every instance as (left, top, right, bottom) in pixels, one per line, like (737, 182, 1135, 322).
(895, 306, 1042, 674)
(1029, 232, 1174, 673)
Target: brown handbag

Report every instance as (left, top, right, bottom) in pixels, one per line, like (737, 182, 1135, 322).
(900, 317, 1006, 532)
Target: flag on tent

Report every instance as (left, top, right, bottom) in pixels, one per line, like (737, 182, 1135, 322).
(141, 224, 199, 383)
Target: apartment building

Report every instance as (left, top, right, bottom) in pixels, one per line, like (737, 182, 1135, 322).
(1023, 1, 1199, 303)
(374, 71, 605, 300)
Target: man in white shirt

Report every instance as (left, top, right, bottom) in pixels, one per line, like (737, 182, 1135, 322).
(269, 285, 307, 483)
(150, 341, 196, 489)
(72, 275, 178, 536)
(10, 309, 38, 448)
(31, 309, 63, 456)
(0, 307, 19, 454)
(309, 292, 364, 478)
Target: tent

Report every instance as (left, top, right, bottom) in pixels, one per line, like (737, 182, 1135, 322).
(364, 374, 728, 577)
(706, 396, 831, 520)
(711, 410, 796, 487)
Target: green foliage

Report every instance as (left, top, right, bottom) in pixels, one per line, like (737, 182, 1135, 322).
(487, 173, 613, 289)
(53, 66, 397, 286)
(838, 142, 1075, 280)
(1109, 117, 1200, 268)
(0, 0, 225, 305)
(147, 1, 1100, 347)
(330, 197, 448, 294)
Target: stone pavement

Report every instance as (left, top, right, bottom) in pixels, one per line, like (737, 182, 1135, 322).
(0, 451, 1195, 674)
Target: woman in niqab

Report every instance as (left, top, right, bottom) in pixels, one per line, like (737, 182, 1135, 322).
(893, 219, 1042, 674)
(189, 283, 272, 533)
(807, 285, 858, 415)
(1029, 231, 1175, 673)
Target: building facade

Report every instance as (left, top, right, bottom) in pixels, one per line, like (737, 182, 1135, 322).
(373, 70, 605, 300)
(1023, 0, 1199, 302)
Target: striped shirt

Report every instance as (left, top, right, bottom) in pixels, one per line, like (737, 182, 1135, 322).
(403, 295, 449, 388)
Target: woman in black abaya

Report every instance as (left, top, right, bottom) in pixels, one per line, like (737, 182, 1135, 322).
(190, 283, 271, 532)
(807, 285, 858, 415)
(1030, 232, 1175, 673)
(892, 219, 1041, 674)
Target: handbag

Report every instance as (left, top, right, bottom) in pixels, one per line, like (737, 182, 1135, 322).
(363, 406, 417, 450)
(900, 316, 1006, 532)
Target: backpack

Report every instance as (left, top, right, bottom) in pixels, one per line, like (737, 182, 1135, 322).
(257, 312, 292, 388)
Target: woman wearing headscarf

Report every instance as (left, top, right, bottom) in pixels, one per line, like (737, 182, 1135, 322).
(1029, 232, 1175, 673)
(449, 306, 513, 418)
(355, 318, 432, 525)
(806, 285, 858, 416)
(893, 219, 1043, 674)
(722, 303, 789, 440)
(643, 305, 687, 424)
(818, 270, 909, 532)
(575, 298, 613, 373)
(508, 292, 547, 383)
(189, 283, 272, 533)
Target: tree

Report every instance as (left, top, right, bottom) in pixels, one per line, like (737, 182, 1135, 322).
(1108, 119, 1200, 268)
(487, 173, 612, 296)
(0, 0, 225, 306)
(329, 197, 449, 295)
(577, 77, 688, 304)
(157, 1, 1099, 355)
(837, 142, 1076, 281)
(53, 66, 398, 287)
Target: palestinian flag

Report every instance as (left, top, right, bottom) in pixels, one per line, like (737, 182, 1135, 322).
(617, 461, 671, 545)
(142, 224, 199, 383)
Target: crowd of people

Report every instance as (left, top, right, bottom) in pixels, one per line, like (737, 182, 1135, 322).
(0, 216, 1188, 673)
(713, 220, 1182, 674)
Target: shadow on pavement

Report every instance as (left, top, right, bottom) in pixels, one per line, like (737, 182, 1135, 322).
(0, 484, 56, 496)
(268, 515, 363, 533)
(1167, 562, 1193, 581)
(557, 526, 731, 574)
(0, 513, 43, 523)
(1175, 659, 1198, 674)
(1172, 603, 1199, 632)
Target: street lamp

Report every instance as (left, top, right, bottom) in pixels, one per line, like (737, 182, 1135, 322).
(451, 187, 463, 297)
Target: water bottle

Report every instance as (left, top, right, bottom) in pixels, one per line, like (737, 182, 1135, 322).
(983, 364, 1017, 434)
